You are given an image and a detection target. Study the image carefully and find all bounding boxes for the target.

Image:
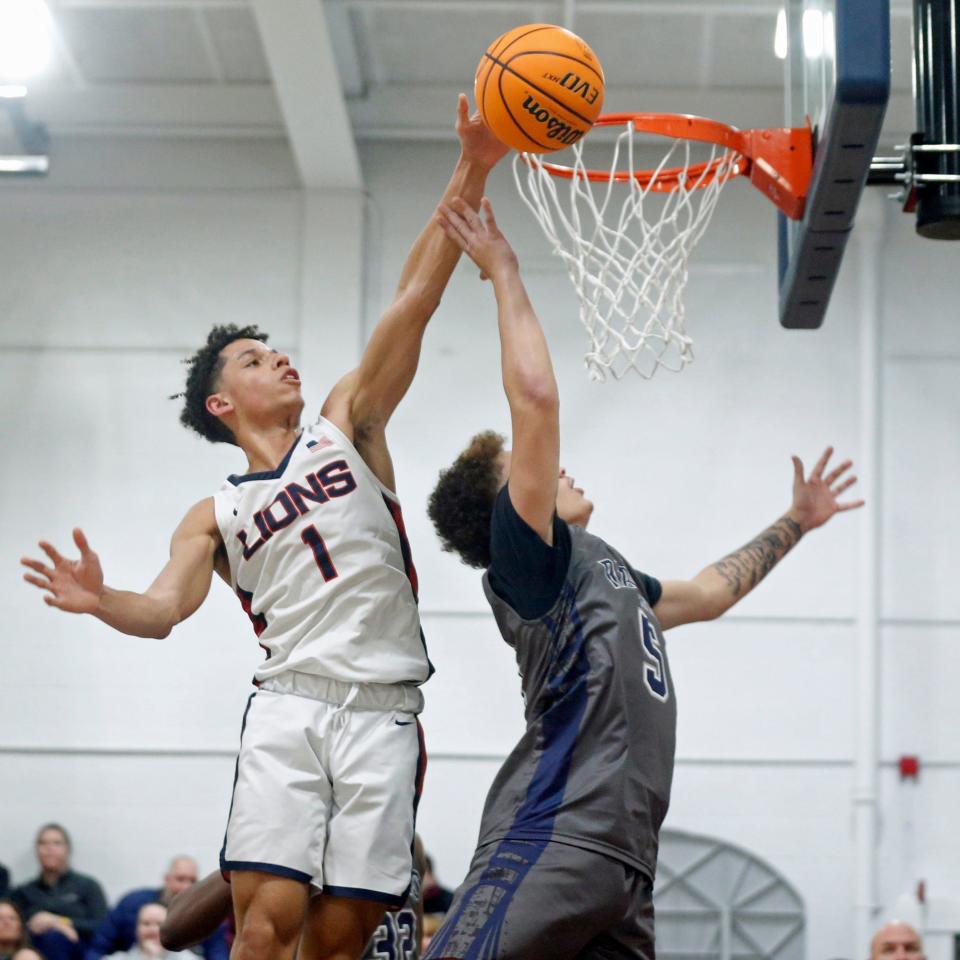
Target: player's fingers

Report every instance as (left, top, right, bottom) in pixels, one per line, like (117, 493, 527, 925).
(834, 475, 858, 495)
(481, 197, 499, 231)
(43, 594, 65, 608)
(837, 499, 866, 511)
(811, 446, 833, 479)
(450, 196, 482, 228)
(435, 214, 468, 249)
(437, 203, 468, 235)
(38, 541, 66, 566)
(824, 459, 852, 486)
(21, 558, 54, 579)
(457, 92, 469, 123)
(73, 527, 91, 556)
(23, 573, 54, 592)
(791, 455, 804, 484)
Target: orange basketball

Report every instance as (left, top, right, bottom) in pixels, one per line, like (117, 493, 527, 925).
(475, 23, 605, 154)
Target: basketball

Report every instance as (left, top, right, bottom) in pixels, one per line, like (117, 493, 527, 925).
(475, 23, 605, 154)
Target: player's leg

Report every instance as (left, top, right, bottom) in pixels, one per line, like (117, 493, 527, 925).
(299, 894, 386, 960)
(220, 688, 334, 960)
(303, 691, 425, 960)
(230, 871, 307, 960)
(424, 840, 633, 960)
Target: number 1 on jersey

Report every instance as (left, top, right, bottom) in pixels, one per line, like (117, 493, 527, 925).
(301, 525, 338, 582)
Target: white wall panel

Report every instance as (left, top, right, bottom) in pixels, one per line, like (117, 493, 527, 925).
(670, 620, 857, 760)
(418, 612, 525, 757)
(881, 208, 960, 358)
(881, 626, 960, 761)
(0, 192, 300, 349)
(1, 351, 264, 750)
(882, 361, 960, 621)
(0, 753, 236, 902)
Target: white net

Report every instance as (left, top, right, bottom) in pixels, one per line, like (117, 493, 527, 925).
(513, 120, 742, 380)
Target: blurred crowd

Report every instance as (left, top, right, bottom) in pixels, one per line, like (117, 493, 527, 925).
(1, 824, 456, 960)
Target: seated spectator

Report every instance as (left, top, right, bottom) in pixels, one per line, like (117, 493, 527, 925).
(871, 921, 926, 960)
(11, 824, 106, 960)
(421, 854, 453, 916)
(110, 904, 197, 960)
(0, 899, 30, 960)
(85, 858, 225, 960)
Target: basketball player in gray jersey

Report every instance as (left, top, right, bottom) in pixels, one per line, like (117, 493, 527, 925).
(425, 197, 863, 960)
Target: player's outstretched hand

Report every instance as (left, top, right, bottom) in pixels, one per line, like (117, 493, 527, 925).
(455, 92, 509, 170)
(21, 528, 104, 613)
(788, 447, 865, 533)
(436, 196, 517, 282)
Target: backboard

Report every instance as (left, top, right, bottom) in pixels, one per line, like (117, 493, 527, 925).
(778, 0, 890, 328)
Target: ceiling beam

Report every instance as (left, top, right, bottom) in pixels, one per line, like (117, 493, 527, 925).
(26, 82, 282, 131)
(249, 0, 361, 190)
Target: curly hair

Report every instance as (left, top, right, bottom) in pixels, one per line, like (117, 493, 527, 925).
(427, 431, 505, 569)
(175, 324, 268, 445)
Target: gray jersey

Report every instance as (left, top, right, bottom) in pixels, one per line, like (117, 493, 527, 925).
(479, 526, 676, 879)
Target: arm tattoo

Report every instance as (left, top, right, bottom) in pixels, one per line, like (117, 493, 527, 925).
(712, 515, 803, 597)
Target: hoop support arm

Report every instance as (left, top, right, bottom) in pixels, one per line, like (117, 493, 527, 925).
(740, 126, 813, 220)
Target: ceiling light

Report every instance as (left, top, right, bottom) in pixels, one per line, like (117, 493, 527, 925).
(802, 8, 825, 59)
(0, 0, 54, 81)
(774, 9, 788, 60)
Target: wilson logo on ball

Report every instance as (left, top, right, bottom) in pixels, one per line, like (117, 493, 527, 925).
(521, 96, 587, 145)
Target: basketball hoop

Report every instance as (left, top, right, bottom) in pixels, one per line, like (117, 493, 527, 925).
(513, 113, 812, 380)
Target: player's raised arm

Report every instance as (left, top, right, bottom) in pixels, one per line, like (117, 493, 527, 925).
(324, 96, 508, 448)
(21, 498, 223, 639)
(435, 196, 560, 542)
(652, 447, 864, 630)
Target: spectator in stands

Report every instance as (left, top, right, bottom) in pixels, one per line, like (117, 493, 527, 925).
(0, 899, 30, 960)
(870, 922, 926, 960)
(107, 903, 196, 960)
(85, 857, 225, 960)
(0, 866, 10, 899)
(11, 824, 106, 960)
(421, 854, 453, 916)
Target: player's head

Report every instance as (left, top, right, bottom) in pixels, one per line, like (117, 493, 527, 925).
(870, 922, 925, 960)
(178, 324, 303, 446)
(428, 430, 593, 569)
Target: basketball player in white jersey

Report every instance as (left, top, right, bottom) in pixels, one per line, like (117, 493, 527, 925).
(20, 96, 508, 960)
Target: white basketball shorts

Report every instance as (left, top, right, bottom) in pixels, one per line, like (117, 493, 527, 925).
(220, 671, 426, 906)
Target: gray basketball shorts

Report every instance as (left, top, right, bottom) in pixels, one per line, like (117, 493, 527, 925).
(424, 837, 655, 960)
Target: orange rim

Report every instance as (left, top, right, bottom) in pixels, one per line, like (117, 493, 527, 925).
(523, 112, 814, 220)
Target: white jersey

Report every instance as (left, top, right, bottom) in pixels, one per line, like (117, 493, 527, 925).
(212, 417, 431, 686)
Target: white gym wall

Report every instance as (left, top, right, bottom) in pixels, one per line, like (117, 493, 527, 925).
(1, 4, 957, 960)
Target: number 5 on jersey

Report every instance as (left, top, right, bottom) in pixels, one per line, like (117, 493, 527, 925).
(640, 611, 669, 702)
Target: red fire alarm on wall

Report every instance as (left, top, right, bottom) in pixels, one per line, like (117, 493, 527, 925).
(899, 755, 920, 780)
